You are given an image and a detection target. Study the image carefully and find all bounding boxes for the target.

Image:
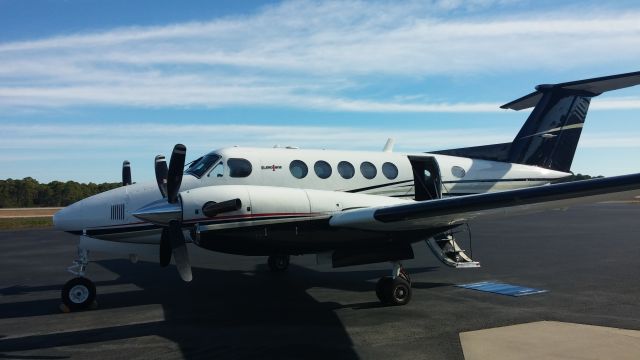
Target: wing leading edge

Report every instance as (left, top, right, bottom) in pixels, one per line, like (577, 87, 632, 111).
(329, 173, 640, 232)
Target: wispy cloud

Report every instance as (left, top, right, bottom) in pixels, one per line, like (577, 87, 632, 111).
(3, 122, 639, 155)
(0, 123, 512, 153)
(1, 0, 639, 111)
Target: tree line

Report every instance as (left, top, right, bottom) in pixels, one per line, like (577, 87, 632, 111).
(0, 177, 121, 208)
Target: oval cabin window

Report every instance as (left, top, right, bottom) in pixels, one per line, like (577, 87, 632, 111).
(360, 162, 377, 179)
(290, 160, 308, 179)
(338, 161, 355, 179)
(382, 162, 398, 180)
(314, 160, 332, 179)
(451, 166, 466, 178)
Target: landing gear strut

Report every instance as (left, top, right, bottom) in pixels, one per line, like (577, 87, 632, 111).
(268, 255, 290, 272)
(61, 246, 97, 311)
(376, 262, 412, 306)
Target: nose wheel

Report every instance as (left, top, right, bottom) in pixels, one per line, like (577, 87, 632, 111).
(62, 277, 97, 311)
(375, 262, 412, 306)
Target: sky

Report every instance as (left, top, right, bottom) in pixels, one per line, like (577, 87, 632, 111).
(1, 0, 639, 183)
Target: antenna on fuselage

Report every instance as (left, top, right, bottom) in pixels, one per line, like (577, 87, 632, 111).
(383, 138, 395, 153)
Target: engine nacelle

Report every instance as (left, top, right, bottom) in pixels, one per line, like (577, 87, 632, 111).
(179, 185, 411, 223)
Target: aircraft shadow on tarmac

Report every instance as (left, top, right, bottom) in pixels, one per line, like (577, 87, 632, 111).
(0, 260, 447, 359)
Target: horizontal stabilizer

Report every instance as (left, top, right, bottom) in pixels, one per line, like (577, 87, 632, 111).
(501, 70, 640, 110)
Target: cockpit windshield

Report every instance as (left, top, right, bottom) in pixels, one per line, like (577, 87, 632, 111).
(185, 154, 221, 178)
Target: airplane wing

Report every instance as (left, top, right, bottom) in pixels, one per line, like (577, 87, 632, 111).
(329, 173, 640, 232)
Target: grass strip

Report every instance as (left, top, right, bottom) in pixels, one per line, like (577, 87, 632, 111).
(0, 217, 53, 230)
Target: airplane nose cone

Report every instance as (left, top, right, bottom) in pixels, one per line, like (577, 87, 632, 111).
(52, 209, 61, 228)
(53, 205, 77, 231)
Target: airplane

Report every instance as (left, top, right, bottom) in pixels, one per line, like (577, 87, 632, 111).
(53, 70, 640, 311)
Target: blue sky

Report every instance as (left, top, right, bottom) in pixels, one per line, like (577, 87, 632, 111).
(1, 0, 639, 183)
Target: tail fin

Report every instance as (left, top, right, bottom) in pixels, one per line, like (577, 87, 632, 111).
(433, 71, 640, 172)
(504, 88, 592, 172)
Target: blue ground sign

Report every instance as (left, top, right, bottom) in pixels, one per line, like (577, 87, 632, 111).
(457, 281, 548, 297)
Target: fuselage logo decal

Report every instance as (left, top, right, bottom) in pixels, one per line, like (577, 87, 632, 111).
(261, 164, 282, 171)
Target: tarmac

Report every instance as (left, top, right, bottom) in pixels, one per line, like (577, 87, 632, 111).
(0, 203, 639, 359)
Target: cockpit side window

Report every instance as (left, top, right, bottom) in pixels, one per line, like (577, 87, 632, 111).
(209, 162, 224, 178)
(185, 154, 221, 178)
(228, 158, 252, 177)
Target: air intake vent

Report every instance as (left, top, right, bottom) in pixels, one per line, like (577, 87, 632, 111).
(111, 203, 125, 220)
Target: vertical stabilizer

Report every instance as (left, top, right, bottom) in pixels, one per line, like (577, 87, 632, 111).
(506, 89, 591, 172)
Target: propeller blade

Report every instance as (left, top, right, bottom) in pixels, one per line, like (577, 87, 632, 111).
(155, 155, 168, 198)
(167, 144, 186, 204)
(122, 160, 132, 186)
(159, 228, 171, 267)
(168, 220, 192, 282)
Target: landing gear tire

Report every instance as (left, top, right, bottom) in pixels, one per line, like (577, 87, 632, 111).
(375, 277, 393, 303)
(61, 277, 96, 311)
(268, 255, 290, 272)
(376, 276, 412, 306)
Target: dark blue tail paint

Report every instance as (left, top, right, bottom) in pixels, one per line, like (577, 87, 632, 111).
(434, 71, 640, 173)
(507, 90, 590, 172)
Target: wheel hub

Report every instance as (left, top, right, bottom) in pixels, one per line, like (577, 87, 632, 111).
(394, 286, 407, 300)
(69, 284, 89, 304)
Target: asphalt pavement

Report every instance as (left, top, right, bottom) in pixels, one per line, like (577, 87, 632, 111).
(1, 203, 639, 359)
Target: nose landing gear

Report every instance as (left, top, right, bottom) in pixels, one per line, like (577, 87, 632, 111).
(376, 262, 412, 306)
(61, 247, 97, 312)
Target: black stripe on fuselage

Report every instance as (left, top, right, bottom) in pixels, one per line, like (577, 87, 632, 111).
(347, 179, 413, 193)
(349, 178, 552, 193)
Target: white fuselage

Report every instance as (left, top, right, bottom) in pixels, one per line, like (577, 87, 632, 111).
(53, 146, 570, 243)
(199, 147, 567, 196)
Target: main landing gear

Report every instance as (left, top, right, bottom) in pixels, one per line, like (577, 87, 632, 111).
(61, 247, 97, 312)
(376, 262, 412, 306)
(268, 254, 290, 272)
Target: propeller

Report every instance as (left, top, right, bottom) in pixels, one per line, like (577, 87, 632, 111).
(135, 144, 192, 281)
(122, 160, 132, 186)
(133, 144, 241, 282)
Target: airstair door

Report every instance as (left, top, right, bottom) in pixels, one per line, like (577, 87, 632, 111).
(408, 156, 442, 201)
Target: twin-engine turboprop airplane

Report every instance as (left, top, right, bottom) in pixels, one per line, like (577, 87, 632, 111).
(54, 71, 640, 310)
